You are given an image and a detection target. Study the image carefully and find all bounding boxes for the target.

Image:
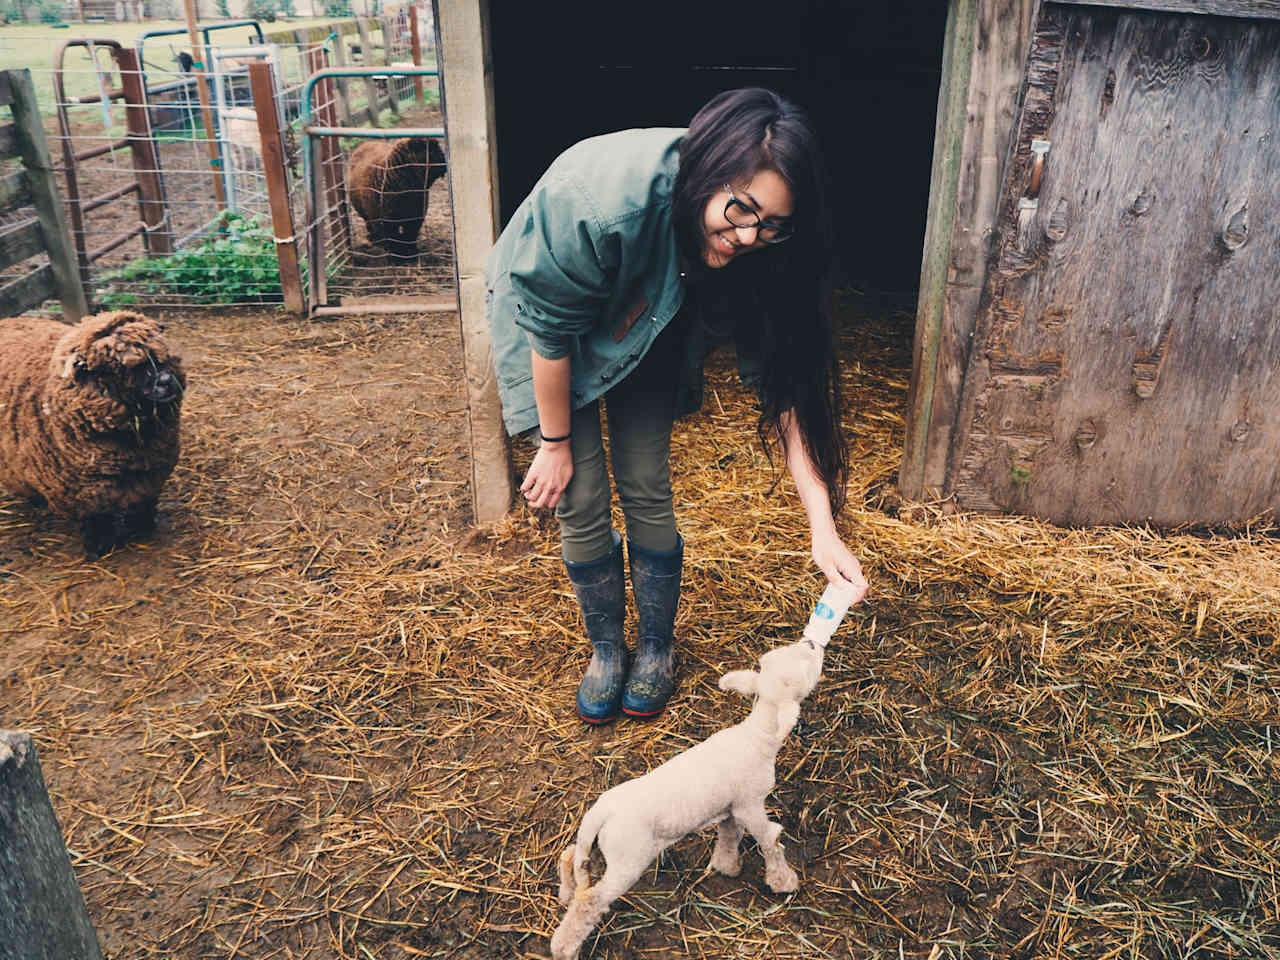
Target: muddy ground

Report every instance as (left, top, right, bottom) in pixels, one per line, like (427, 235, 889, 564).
(2, 298, 1278, 960)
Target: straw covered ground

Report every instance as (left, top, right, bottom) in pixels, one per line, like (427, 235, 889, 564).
(1, 297, 1278, 960)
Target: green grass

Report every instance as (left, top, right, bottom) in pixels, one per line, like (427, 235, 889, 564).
(0, 17, 345, 111)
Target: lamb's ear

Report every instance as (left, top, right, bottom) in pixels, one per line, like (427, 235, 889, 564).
(718, 670, 758, 697)
(775, 701, 801, 739)
(61, 353, 81, 379)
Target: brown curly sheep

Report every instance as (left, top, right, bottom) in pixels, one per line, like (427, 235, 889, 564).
(0, 310, 186, 555)
(347, 137, 447, 261)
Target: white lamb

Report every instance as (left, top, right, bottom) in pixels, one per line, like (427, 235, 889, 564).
(550, 581, 860, 960)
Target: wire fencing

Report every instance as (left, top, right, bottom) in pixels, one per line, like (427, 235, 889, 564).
(0, 5, 454, 317)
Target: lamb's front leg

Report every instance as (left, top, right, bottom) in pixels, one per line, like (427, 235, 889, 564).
(709, 816, 744, 876)
(733, 802, 798, 893)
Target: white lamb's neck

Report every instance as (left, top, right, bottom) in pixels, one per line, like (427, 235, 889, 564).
(738, 698, 790, 750)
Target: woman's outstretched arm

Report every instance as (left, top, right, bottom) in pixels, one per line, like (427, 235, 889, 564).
(781, 410, 868, 598)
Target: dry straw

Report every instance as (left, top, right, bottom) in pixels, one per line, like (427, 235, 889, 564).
(1, 301, 1277, 960)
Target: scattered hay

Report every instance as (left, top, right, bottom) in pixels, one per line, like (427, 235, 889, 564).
(1, 299, 1277, 960)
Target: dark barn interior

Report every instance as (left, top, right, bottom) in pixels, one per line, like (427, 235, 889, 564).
(487, 1, 950, 299)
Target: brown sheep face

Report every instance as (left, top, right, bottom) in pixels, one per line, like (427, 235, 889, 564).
(54, 311, 186, 435)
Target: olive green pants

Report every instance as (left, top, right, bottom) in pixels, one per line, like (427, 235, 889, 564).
(555, 322, 683, 564)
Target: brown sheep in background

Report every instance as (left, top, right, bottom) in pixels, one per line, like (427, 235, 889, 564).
(347, 137, 447, 262)
(0, 310, 186, 556)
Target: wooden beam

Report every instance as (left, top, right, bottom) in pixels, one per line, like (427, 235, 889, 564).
(0, 219, 44, 272)
(249, 61, 304, 315)
(181, 0, 227, 209)
(0, 120, 16, 155)
(330, 29, 354, 125)
(409, 4, 425, 104)
(354, 18, 381, 125)
(0, 264, 54, 318)
(1053, 0, 1280, 19)
(0, 731, 103, 960)
(900, 0, 1038, 499)
(435, 0, 512, 525)
(115, 48, 173, 256)
(0, 166, 30, 208)
(5, 69, 89, 321)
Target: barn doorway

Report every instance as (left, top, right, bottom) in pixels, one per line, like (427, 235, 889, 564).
(486, 1, 949, 301)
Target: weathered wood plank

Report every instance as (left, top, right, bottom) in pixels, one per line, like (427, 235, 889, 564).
(1056, 0, 1280, 21)
(4, 69, 88, 321)
(436, 0, 512, 524)
(0, 263, 53, 316)
(901, 0, 1038, 498)
(0, 121, 16, 157)
(0, 218, 43, 272)
(0, 731, 103, 959)
(950, 6, 1280, 524)
(0, 165, 30, 209)
(355, 18, 381, 125)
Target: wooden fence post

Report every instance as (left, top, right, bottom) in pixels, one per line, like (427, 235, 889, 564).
(330, 29, 354, 125)
(354, 18, 380, 125)
(380, 14, 402, 118)
(115, 48, 174, 256)
(4, 69, 90, 321)
(0, 731, 104, 960)
(409, 3, 425, 104)
(434, 0, 513, 524)
(249, 61, 304, 314)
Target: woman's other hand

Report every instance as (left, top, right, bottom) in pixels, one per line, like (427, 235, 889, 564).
(521, 441, 573, 509)
(811, 526, 869, 602)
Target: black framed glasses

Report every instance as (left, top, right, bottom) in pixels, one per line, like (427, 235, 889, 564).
(723, 184, 794, 244)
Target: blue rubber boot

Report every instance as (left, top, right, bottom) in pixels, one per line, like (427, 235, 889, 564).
(623, 534, 683, 718)
(564, 531, 628, 724)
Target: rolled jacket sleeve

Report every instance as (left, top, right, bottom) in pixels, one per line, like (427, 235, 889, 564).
(507, 172, 619, 360)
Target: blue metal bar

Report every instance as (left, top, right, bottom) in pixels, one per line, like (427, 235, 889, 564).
(300, 66, 439, 126)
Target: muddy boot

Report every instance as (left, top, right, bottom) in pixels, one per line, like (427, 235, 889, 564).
(623, 534, 683, 718)
(564, 531, 628, 724)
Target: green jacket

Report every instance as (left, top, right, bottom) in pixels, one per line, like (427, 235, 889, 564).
(485, 127, 759, 436)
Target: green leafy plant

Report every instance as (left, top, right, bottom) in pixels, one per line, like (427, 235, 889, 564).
(99, 212, 281, 306)
(215, 0, 230, 16)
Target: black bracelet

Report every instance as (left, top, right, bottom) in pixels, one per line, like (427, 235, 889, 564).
(540, 429, 571, 443)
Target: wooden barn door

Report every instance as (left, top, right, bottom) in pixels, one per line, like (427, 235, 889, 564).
(947, 1, 1280, 525)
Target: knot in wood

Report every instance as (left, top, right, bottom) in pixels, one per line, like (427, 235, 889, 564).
(1221, 204, 1249, 251)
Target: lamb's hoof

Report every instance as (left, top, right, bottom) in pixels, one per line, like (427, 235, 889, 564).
(709, 852, 741, 877)
(766, 864, 799, 893)
(549, 925, 580, 960)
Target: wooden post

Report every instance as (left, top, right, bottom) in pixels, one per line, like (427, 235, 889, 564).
(5, 69, 90, 321)
(114, 48, 173, 256)
(330, 29, 354, 125)
(409, 3, 424, 104)
(435, 0, 512, 524)
(380, 15, 401, 118)
(249, 61, 303, 314)
(0, 731, 104, 960)
(354, 18, 380, 124)
(182, 0, 227, 209)
(899, 0, 1037, 499)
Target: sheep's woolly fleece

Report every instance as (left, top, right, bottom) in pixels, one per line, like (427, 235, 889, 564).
(347, 137, 447, 259)
(0, 310, 185, 521)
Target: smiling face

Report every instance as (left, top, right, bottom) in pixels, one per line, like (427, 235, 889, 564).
(700, 168, 795, 268)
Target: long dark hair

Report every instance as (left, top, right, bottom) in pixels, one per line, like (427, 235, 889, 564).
(673, 87, 848, 515)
